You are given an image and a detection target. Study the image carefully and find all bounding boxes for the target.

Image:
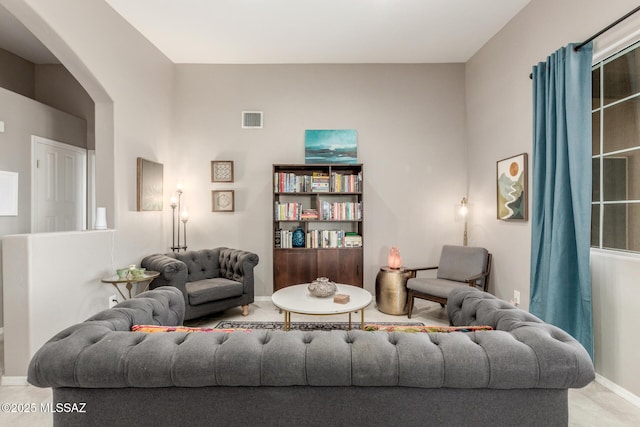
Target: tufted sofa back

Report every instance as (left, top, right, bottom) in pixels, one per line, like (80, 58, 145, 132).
(29, 286, 594, 391)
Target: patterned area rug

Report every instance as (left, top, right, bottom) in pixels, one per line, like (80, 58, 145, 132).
(214, 320, 424, 331)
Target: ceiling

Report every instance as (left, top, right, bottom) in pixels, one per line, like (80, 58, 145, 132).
(1, 0, 530, 65)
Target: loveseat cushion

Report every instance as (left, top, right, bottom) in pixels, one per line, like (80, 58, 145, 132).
(407, 277, 464, 298)
(437, 245, 488, 282)
(186, 278, 243, 306)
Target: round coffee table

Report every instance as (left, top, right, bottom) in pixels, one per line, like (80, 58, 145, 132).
(272, 283, 372, 330)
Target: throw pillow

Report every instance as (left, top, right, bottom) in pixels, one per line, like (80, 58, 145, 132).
(363, 324, 493, 333)
(131, 324, 251, 333)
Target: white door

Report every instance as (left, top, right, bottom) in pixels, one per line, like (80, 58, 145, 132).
(32, 136, 87, 232)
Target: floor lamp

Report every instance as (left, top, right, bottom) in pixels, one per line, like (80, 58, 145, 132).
(170, 184, 189, 252)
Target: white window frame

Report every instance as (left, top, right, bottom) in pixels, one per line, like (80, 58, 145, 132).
(591, 13, 640, 255)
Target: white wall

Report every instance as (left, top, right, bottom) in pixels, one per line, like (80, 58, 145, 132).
(466, 0, 640, 397)
(2, 231, 116, 377)
(4, 0, 175, 265)
(0, 87, 86, 328)
(0, 0, 174, 377)
(173, 64, 468, 296)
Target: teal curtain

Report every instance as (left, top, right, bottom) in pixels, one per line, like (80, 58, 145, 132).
(531, 42, 594, 359)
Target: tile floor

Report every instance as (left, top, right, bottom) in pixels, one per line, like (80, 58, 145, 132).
(1, 298, 639, 426)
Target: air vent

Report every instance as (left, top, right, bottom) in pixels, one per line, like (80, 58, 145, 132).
(242, 111, 263, 129)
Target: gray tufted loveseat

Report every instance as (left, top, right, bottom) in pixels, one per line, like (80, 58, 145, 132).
(28, 286, 594, 427)
(141, 247, 259, 319)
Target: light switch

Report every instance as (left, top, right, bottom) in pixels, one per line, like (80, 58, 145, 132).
(0, 121, 4, 133)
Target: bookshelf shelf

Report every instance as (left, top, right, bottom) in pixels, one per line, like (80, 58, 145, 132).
(272, 164, 364, 291)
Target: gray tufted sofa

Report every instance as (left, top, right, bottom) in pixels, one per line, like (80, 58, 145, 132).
(28, 286, 594, 427)
(141, 247, 259, 319)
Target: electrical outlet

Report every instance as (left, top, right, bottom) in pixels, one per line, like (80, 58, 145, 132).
(108, 294, 118, 308)
(513, 290, 521, 306)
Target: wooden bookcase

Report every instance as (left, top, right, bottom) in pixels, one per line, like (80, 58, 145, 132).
(273, 164, 363, 291)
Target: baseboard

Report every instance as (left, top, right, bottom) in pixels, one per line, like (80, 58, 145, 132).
(1, 376, 28, 386)
(254, 296, 271, 302)
(596, 373, 640, 409)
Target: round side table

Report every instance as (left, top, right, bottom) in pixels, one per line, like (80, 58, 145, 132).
(375, 266, 416, 315)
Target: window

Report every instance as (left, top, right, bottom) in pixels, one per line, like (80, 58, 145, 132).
(592, 40, 640, 252)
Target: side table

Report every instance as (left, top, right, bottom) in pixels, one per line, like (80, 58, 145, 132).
(101, 271, 160, 300)
(375, 266, 416, 315)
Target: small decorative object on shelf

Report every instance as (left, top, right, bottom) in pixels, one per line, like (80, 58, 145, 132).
(388, 246, 402, 269)
(308, 277, 337, 297)
(292, 226, 305, 248)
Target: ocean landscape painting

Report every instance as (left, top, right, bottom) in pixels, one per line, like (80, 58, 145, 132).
(496, 153, 527, 220)
(305, 130, 357, 164)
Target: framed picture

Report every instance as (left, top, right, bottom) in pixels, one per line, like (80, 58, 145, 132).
(496, 153, 528, 220)
(305, 129, 357, 164)
(211, 160, 234, 182)
(212, 190, 235, 212)
(0, 170, 18, 216)
(136, 158, 164, 211)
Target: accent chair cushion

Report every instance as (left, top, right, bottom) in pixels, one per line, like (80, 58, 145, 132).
(437, 245, 488, 283)
(406, 277, 466, 299)
(186, 278, 243, 306)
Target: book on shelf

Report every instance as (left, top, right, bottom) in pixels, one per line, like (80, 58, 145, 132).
(274, 229, 282, 248)
(274, 172, 313, 192)
(330, 171, 362, 192)
(301, 209, 319, 220)
(275, 228, 294, 248)
(320, 201, 362, 221)
(274, 202, 303, 220)
(311, 172, 330, 192)
(344, 233, 363, 248)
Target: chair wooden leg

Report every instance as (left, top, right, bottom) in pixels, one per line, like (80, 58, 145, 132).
(241, 304, 249, 316)
(407, 292, 414, 319)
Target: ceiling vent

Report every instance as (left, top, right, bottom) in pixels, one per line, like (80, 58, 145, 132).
(242, 111, 263, 129)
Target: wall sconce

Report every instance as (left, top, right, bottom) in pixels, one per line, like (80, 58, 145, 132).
(459, 197, 468, 246)
(170, 184, 188, 252)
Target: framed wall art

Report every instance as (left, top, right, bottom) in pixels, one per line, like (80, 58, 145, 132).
(211, 160, 234, 182)
(305, 129, 357, 164)
(212, 190, 235, 212)
(136, 158, 164, 211)
(496, 153, 528, 221)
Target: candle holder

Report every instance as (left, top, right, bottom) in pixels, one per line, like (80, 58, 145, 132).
(170, 185, 188, 252)
(460, 197, 468, 246)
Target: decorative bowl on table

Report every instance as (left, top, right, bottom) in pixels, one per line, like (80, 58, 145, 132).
(308, 277, 337, 297)
(116, 268, 129, 279)
(131, 268, 146, 278)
